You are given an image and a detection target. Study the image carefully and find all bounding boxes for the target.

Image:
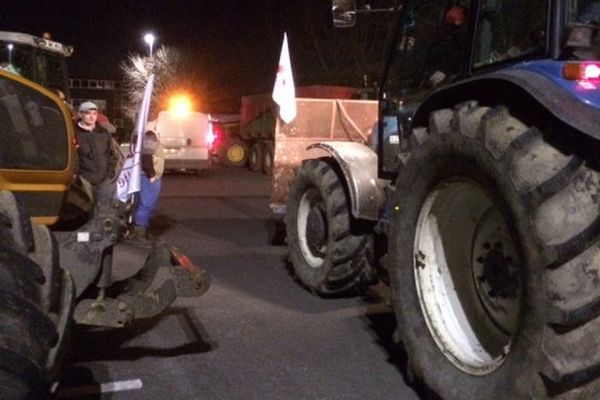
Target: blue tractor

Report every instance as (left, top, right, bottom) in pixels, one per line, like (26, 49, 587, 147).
(285, 0, 600, 397)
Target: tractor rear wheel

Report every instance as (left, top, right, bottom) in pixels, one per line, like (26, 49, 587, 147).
(285, 158, 373, 295)
(0, 191, 60, 399)
(389, 102, 600, 399)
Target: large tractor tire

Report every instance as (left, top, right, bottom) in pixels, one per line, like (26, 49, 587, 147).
(248, 142, 263, 172)
(285, 158, 373, 295)
(221, 138, 248, 168)
(389, 101, 600, 399)
(0, 191, 61, 399)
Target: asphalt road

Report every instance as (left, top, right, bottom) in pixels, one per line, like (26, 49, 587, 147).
(56, 166, 424, 400)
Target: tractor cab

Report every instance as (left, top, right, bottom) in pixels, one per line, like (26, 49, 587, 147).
(0, 31, 73, 101)
(336, 0, 600, 176)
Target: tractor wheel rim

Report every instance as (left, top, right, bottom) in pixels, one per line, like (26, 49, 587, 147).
(413, 178, 522, 375)
(227, 145, 244, 163)
(297, 188, 326, 268)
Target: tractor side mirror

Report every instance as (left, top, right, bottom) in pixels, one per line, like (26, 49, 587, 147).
(332, 0, 357, 28)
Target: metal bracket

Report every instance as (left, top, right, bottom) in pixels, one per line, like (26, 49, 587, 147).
(168, 245, 211, 297)
(73, 279, 176, 328)
(171, 266, 211, 297)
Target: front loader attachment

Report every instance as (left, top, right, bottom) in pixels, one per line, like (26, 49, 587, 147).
(72, 242, 210, 328)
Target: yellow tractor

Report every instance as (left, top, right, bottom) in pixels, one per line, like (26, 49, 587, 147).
(0, 68, 209, 398)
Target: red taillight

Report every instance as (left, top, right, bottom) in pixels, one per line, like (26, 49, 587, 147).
(208, 124, 224, 149)
(213, 124, 224, 137)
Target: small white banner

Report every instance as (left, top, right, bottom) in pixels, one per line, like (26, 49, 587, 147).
(115, 74, 155, 202)
(272, 32, 296, 124)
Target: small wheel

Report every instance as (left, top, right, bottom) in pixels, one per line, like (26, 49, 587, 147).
(221, 138, 248, 168)
(248, 143, 263, 172)
(262, 142, 274, 176)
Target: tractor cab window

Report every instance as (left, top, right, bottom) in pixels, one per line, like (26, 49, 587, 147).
(384, 0, 471, 105)
(0, 74, 68, 170)
(473, 0, 547, 68)
(0, 43, 69, 98)
(567, 1, 600, 60)
(35, 51, 68, 94)
(572, 0, 600, 23)
(0, 42, 34, 79)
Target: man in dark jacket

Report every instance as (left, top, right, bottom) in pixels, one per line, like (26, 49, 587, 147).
(75, 101, 118, 205)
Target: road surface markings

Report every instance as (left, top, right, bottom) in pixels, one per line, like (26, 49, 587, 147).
(55, 378, 143, 398)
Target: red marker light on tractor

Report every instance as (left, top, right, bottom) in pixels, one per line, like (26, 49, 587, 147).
(584, 64, 600, 80)
(563, 62, 600, 90)
(563, 62, 600, 80)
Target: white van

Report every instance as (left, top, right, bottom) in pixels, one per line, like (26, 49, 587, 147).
(147, 110, 212, 174)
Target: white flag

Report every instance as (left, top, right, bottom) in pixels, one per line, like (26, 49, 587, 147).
(115, 74, 155, 202)
(272, 33, 296, 124)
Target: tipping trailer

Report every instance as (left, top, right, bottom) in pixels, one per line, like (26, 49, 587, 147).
(214, 86, 365, 174)
(269, 97, 378, 216)
(282, 0, 600, 398)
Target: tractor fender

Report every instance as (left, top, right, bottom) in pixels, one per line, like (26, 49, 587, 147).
(307, 141, 385, 221)
(414, 68, 600, 141)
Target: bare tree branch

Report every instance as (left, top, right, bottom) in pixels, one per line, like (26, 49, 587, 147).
(120, 45, 183, 120)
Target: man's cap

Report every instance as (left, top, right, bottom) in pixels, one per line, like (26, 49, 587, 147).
(78, 101, 98, 112)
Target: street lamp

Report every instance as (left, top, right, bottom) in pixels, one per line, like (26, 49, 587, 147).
(144, 33, 155, 57)
(7, 43, 13, 65)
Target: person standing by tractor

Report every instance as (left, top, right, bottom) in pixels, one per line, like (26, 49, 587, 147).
(130, 130, 165, 241)
(75, 101, 118, 207)
(96, 106, 117, 136)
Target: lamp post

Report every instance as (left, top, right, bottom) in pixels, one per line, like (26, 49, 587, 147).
(144, 33, 155, 58)
(7, 43, 13, 65)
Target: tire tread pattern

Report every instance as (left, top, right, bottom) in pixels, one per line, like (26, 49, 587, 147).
(0, 191, 57, 399)
(285, 158, 373, 294)
(398, 102, 600, 398)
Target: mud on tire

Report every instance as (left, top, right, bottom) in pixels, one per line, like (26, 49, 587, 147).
(285, 158, 374, 295)
(0, 191, 60, 399)
(389, 101, 600, 399)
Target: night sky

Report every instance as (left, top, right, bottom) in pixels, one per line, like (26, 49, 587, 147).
(1, 1, 297, 113)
